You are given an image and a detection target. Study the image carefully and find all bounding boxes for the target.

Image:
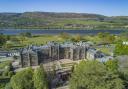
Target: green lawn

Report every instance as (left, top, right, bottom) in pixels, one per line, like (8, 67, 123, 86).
(23, 35, 65, 45)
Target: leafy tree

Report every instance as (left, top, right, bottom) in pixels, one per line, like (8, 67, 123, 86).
(59, 32, 70, 39)
(8, 71, 14, 77)
(6, 35, 11, 40)
(25, 32, 32, 38)
(10, 67, 34, 89)
(97, 32, 105, 38)
(106, 35, 115, 43)
(71, 34, 83, 42)
(2, 70, 8, 76)
(10, 66, 48, 89)
(5, 83, 12, 89)
(69, 61, 124, 89)
(114, 43, 128, 55)
(33, 67, 48, 89)
(20, 32, 32, 38)
(98, 32, 115, 44)
(0, 33, 7, 46)
(105, 59, 119, 73)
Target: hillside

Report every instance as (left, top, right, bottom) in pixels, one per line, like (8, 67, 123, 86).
(0, 12, 128, 30)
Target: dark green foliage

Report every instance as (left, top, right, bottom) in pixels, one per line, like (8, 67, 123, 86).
(0, 61, 13, 88)
(2, 71, 8, 77)
(10, 67, 48, 89)
(59, 32, 70, 39)
(0, 34, 7, 46)
(0, 77, 10, 89)
(114, 43, 128, 55)
(0, 61, 12, 77)
(5, 83, 12, 89)
(20, 32, 32, 38)
(105, 59, 119, 72)
(69, 61, 124, 89)
(10, 67, 34, 89)
(0, 83, 6, 89)
(71, 34, 83, 42)
(97, 32, 115, 44)
(8, 71, 14, 77)
(33, 67, 48, 89)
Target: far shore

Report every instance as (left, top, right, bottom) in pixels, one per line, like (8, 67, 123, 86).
(0, 28, 127, 31)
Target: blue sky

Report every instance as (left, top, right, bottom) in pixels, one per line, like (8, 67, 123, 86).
(0, 0, 128, 16)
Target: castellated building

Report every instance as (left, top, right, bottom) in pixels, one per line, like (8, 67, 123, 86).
(20, 42, 106, 68)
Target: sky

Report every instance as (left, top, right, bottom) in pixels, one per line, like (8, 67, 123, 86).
(0, 0, 128, 16)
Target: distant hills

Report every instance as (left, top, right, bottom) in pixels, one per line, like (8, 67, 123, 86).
(0, 12, 128, 30)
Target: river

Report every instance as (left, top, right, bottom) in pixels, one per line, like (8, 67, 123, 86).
(0, 29, 126, 35)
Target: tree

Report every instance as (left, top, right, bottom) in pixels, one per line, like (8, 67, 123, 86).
(59, 32, 70, 39)
(114, 43, 128, 55)
(106, 35, 115, 43)
(69, 61, 124, 89)
(20, 32, 32, 38)
(5, 83, 12, 89)
(11, 67, 34, 89)
(97, 32, 104, 38)
(71, 34, 83, 42)
(19, 36, 26, 44)
(33, 67, 48, 89)
(25, 32, 32, 38)
(105, 59, 119, 73)
(8, 71, 14, 77)
(0, 34, 7, 46)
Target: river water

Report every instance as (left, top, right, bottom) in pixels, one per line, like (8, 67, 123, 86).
(0, 29, 126, 35)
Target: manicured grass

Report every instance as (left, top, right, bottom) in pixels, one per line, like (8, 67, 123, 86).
(8, 34, 103, 47)
(23, 35, 65, 45)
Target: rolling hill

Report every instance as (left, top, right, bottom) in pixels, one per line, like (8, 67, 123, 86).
(0, 12, 128, 30)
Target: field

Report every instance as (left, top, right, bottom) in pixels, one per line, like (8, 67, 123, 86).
(3, 34, 110, 48)
(22, 34, 102, 46)
(23, 35, 65, 45)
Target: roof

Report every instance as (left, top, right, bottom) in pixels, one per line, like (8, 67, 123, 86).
(21, 41, 91, 53)
(87, 48, 100, 54)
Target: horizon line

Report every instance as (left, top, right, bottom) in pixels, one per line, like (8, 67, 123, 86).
(0, 11, 127, 17)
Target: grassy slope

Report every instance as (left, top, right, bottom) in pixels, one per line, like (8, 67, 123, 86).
(0, 12, 128, 29)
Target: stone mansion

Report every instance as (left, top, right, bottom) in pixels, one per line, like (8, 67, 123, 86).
(20, 41, 112, 67)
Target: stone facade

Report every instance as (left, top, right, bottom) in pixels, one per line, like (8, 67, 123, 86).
(87, 48, 104, 60)
(20, 42, 91, 67)
(20, 42, 108, 67)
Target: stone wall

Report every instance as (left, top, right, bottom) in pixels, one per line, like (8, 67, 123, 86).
(20, 42, 90, 67)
